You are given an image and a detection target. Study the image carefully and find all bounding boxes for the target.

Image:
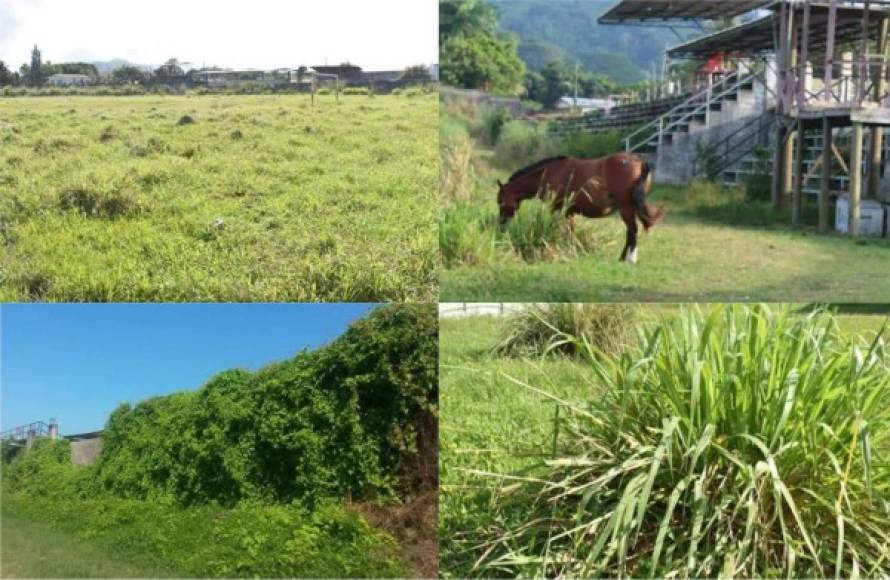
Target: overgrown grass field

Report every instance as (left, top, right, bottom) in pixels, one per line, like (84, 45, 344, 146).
(0, 93, 436, 302)
(439, 306, 890, 577)
(439, 105, 890, 302)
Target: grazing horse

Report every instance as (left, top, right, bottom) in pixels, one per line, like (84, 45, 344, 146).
(496, 153, 666, 263)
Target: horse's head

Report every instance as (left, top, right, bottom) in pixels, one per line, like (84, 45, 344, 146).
(496, 179, 517, 226)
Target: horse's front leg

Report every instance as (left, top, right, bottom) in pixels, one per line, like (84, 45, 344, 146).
(618, 206, 639, 263)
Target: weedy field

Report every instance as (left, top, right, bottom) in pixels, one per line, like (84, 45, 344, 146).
(439, 305, 890, 578)
(2, 305, 438, 578)
(0, 93, 436, 302)
(439, 105, 890, 303)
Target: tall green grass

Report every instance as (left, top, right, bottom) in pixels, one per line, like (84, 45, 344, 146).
(468, 305, 890, 578)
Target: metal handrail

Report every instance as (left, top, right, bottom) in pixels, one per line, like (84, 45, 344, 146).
(626, 70, 761, 153)
(691, 109, 775, 178)
(622, 75, 736, 151)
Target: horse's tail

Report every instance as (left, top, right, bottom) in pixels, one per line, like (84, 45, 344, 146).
(632, 160, 666, 231)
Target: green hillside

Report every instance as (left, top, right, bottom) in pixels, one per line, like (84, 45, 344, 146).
(491, 0, 691, 84)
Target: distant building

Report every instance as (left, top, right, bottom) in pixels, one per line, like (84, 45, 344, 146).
(310, 65, 403, 87)
(46, 73, 92, 87)
(556, 96, 616, 114)
(191, 69, 291, 88)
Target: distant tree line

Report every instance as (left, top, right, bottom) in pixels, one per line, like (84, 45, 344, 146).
(0, 47, 434, 89)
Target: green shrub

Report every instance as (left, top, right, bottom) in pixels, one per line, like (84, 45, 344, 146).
(562, 129, 623, 159)
(745, 145, 773, 202)
(1, 439, 79, 498)
(493, 304, 636, 357)
(493, 121, 556, 169)
(342, 87, 370, 96)
(472, 305, 890, 578)
(439, 204, 497, 267)
(477, 108, 511, 146)
(91, 304, 437, 507)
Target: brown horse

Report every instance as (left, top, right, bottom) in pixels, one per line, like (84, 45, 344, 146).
(496, 152, 666, 263)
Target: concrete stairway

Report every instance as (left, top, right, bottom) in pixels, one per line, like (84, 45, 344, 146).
(623, 69, 768, 184)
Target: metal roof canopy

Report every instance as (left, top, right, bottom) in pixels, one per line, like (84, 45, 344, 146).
(667, 3, 890, 58)
(599, 0, 773, 23)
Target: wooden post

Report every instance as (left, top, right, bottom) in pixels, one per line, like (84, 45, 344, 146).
(784, 122, 795, 204)
(793, 120, 806, 226)
(868, 17, 889, 197)
(787, 8, 799, 112)
(820, 117, 833, 232)
(850, 121, 864, 236)
(777, 0, 789, 114)
(824, 0, 839, 101)
(858, 1, 871, 106)
(798, 0, 811, 110)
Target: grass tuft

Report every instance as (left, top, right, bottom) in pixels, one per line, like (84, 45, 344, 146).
(493, 303, 636, 358)
(468, 305, 890, 578)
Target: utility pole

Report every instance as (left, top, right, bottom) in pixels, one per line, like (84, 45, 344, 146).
(574, 61, 579, 114)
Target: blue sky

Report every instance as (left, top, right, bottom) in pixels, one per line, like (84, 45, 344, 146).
(0, 304, 377, 435)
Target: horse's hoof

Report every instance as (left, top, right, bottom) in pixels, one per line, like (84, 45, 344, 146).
(625, 248, 638, 264)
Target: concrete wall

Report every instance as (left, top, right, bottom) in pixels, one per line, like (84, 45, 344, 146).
(70, 437, 103, 466)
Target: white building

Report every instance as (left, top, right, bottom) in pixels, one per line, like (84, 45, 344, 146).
(556, 96, 615, 114)
(46, 73, 92, 86)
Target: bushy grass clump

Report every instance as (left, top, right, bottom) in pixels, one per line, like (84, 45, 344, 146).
(470, 305, 890, 578)
(439, 204, 497, 267)
(493, 303, 636, 358)
(439, 136, 476, 207)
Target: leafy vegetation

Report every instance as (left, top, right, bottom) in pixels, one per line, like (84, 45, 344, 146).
(2, 491, 404, 578)
(1, 305, 437, 577)
(439, 0, 526, 94)
(440, 306, 890, 578)
(0, 94, 437, 302)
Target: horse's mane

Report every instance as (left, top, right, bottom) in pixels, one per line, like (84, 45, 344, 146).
(506, 155, 569, 184)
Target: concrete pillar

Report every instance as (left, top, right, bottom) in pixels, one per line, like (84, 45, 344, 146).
(820, 117, 833, 232)
(850, 121, 864, 236)
(842, 51, 853, 102)
(868, 126, 883, 198)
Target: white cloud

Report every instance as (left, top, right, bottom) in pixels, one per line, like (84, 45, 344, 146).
(0, 0, 438, 71)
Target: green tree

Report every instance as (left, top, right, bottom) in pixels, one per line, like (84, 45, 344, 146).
(401, 64, 432, 83)
(439, 0, 525, 94)
(29, 45, 43, 86)
(111, 65, 146, 84)
(0, 60, 13, 86)
(439, 0, 498, 44)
